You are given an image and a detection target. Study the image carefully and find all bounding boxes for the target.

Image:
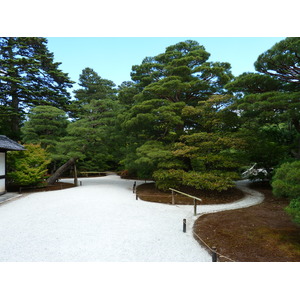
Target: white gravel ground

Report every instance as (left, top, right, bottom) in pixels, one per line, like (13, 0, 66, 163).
(0, 175, 263, 262)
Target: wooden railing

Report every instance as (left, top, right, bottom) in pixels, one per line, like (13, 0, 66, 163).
(169, 188, 202, 216)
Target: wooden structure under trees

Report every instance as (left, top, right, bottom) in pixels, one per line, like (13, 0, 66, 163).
(0, 135, 25, 195)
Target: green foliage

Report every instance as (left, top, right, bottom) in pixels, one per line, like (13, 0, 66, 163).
(122, 99, 185, 142)
(182, 171, 239, 191)
(130, 40, 233, 105)
(232, 90, 300, 133)
(6, 38, 298, 195)
(22, 106, 69, 151)
(153, 169, 185, 191)
(225, 72, 284, 95)
(0, 106, 19, 138)
(70, 67, 117, 117)
(166, 132, 246, 191)
(227, 38, 300, 177)
(56, 98, 122, 171)
(0, 37, 73, 139)
(285, 197, 300, 225)
(7, 144, 51, 186)
(117, 81, 140, 107)
(132, 141, 185, 179)
(119, 40, 238, 190)
(174, 132, 246, 170)
(236, 124, 293, 180)
(254, 37, 300, 84)
(153, 169, 239, 191)
(272, 161, 300, 199)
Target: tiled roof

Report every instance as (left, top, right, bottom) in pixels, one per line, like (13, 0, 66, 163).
(0, 135, 25, 151)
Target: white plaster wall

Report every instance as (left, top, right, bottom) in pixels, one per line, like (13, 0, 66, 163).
(0, 179, 5, 193)
(0, 153, 5, 175)
(0, 153, 5, 193)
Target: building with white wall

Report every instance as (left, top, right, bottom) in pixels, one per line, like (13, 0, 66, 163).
(0, 136, 25, 195)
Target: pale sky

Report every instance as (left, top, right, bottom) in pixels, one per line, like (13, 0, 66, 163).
(47, 37, 284, 95)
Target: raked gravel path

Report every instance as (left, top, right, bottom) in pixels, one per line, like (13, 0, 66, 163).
(0, 175, 263, 262)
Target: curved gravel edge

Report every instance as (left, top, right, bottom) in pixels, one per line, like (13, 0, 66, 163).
(199, 179, 265, 215)
(187, 180, 265, 259)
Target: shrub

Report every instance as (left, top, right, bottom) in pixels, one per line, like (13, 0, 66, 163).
(285, 197, 300, 225)
(182, 171, 239, 191)
(153, 169, 239, 192)
(7, 144, 51, 187)
(271, 161, 300, 199)
(153, 169, 185, 191)
(272, 161, 300, 225)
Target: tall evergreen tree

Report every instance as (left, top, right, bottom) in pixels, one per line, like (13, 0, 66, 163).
(254, 37, 300, 84)
(120, 40, 239, 190)
(22, 106, 69, 150)
(47, 69, 120, 184)
(70, 67, 117, 118)
(226, 37, 300, 168)
(0, 37, 74, 139)
(21, 105, 69, 173)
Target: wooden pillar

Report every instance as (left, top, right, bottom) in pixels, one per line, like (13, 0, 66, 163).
(73, 162, 78, 186)
(194, 198, 197, 216)
(0, 151, 6, 195)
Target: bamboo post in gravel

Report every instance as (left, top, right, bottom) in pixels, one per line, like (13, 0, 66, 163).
(133, 181, 136, 193)
(172, 190, 175, 205)
(212, 247, 218, 262)
(194, 198, 197, 216)
(183, 219, 186, 233)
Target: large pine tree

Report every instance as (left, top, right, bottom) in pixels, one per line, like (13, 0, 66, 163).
(0, 37, 74, 139)
(120, 40, 241, 190)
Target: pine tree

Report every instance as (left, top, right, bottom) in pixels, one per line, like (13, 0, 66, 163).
(0, 37, 74, 139)
(70, 67, 117, 118)
(120, 40, 240, 190)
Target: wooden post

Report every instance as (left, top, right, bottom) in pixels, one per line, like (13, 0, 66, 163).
(172, 190, 175, 205)
(183, 219, 186, 233)
(73, 162, 78, 186)
(212, 247, 218, 262)
(133, 181, 136, 193)
(169, 188, 202, 216)
(136, 193, 138, 200)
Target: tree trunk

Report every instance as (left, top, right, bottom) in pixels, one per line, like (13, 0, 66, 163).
(47, 157, 77, 185)
(292, 118, 300, 134)
(8, 38, 21, 138)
